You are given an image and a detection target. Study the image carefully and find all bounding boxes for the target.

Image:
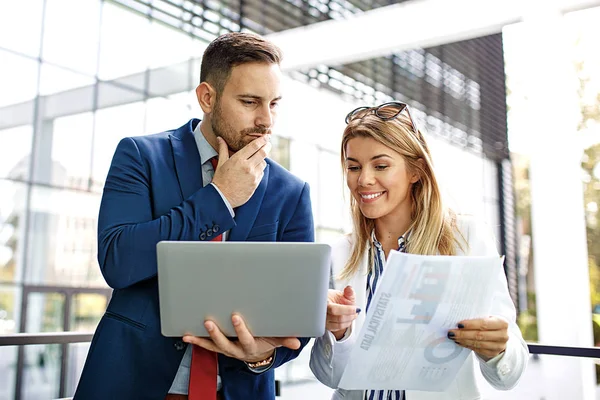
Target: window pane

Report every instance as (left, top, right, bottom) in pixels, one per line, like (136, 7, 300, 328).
(0, 1, 44, 57)
(270, 136, 291, 170)
(0, 181, 28, 285)
(0, 50, 38, 108)
(0, 346, 17, 400)
(289, 141, 319, 221)
(0, 284, 19, 334)
(42, 0, 101, 74)
(31, 112, 94, 190)
(52, 113, 94, 190)
(148, 61, 195, 100)
(97, 79, 145, 107)
(145, 92, 196, 135)
(92, 100, 146, 192)
(190, 52, 202, 82)
(66, 342, 91, 397)
(429, 136, 485, 216)
(276, 76, 347, 151)
(38, 63, 96, 97)
(0, 287, 18, 400)
(318, 151, 346, 229)
(98, 3, 150, 80)
(0, 126, 33, 180)
(26, 292, 65, 333)
(147, 20, 195, 69)
(317, 227, 345, 243)
(26, 186, 103, 286)
(71, 293, 107, 332)
(22, 344, 61, 400)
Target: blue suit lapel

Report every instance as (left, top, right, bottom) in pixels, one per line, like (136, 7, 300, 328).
(228, 163, 270, 242)
(169, 119, 203, 200)
(168, 118, 269, 241)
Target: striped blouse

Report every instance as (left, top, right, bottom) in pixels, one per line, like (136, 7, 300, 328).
(364, 232, 407, 400)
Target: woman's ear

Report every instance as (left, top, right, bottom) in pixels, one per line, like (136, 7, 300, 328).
(410, 158, 426, 183)
(410, 172, 420, 184)
(195, 82, 217, 114)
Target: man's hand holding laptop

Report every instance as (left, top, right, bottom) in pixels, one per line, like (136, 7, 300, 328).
(183, 313, 301, 363)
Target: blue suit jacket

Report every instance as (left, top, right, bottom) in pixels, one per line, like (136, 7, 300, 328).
(74, 119, 315, 400)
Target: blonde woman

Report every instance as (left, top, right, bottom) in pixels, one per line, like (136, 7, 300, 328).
(309, 102, 528, 400)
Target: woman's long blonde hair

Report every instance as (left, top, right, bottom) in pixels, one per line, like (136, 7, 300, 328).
(338, 107, 464, 281)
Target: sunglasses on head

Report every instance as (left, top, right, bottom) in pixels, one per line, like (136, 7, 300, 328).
(345, 101, 420, 135)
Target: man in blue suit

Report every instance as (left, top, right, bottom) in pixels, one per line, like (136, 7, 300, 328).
(74, 32, 314, 400)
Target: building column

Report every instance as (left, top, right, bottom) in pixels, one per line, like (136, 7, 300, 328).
(525, 10, 596, 400)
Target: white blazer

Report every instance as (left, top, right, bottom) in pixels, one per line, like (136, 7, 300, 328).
(310, 215, 529, 400)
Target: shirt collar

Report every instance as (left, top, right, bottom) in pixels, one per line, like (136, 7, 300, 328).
(370, 230, 382, 250)
(371, 229, 410, 251)
(193, 121, 218, 165)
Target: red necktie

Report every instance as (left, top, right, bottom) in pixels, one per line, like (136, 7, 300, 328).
(188, 156, 220, 400)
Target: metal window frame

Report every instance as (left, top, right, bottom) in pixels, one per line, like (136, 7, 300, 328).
(12, 286, 112, 400)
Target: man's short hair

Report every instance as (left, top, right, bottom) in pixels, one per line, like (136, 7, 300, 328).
(200, 32, 282, 93)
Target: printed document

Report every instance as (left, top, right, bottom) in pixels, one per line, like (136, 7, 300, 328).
(338, 251, 503, 391)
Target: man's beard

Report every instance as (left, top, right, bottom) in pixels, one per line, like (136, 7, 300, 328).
(212, 102, 271, 152)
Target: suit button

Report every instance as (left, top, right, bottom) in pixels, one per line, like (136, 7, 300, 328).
(174, 340, 185, 351)
(206, 228, 213, 237)
(199, 232, 206, 240)
(213, 225, 220, 233)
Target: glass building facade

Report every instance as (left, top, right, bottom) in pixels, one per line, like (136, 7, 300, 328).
(0, 1, 511, 398)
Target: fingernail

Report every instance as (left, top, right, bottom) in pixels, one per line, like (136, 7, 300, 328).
(205, 322, 214, 332)
(182, 336, 191, 343)
(232, 315, 241, 326)
(458, 323, 465, 329)
(356, 308, 362, 314)
(447, 332, 455, 339)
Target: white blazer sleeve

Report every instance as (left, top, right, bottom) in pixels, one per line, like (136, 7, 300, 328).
(310, 326, 357, 388)
(461, 216, 529, 390)
(310, 236, 358, 388)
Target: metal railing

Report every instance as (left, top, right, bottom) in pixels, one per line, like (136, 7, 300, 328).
(528, 343, 600, 358)
(1, 333, 599, 399)
(0, 332, 94, 346)
(12, 286, 112, 400)
(0, 332, 286, 399)
(4, 332, 600, 355)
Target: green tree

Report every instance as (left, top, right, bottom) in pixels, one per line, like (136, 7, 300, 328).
(576, 60, 600, 132)
(577, 33, 600, 311)
(582, 145, 600, 309)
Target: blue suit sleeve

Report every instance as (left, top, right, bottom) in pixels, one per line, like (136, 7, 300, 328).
(97, 137, 235, 289)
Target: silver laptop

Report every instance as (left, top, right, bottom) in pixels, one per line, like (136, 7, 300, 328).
(157, 241, 331, 338)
